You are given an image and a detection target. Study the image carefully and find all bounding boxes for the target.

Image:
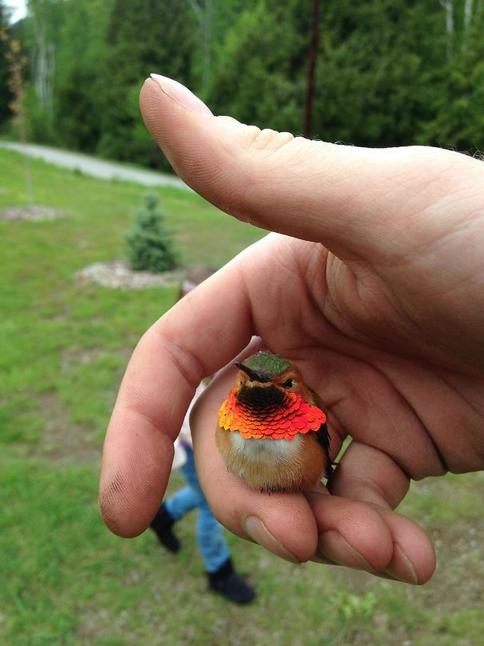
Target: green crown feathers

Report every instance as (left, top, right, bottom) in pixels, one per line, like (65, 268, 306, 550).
(242, 351, 292, 377)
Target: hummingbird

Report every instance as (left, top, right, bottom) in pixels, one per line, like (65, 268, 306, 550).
(216, 351, 332, 493)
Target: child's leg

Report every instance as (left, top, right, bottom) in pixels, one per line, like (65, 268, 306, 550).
(165, 486, 199, 522)
(150, 450, 199, 552)
(175, 446, 255, 603)
(196, 501, 231, 573)
(180, 447, 230, 572)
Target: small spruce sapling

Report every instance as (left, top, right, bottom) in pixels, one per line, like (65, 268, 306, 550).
(126, 194, 179, 273)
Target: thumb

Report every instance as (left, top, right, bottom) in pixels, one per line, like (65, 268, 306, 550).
(139, 75, 467, 259)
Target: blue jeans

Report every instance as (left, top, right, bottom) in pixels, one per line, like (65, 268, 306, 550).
(165, 446, 230, 573)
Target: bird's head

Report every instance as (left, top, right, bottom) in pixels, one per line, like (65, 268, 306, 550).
(219, 351, 325, 440)
(234, 351, 304, 412)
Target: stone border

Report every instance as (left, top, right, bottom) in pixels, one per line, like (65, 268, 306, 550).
(76, 260, 184, 289)
(0, 206, 65, 221)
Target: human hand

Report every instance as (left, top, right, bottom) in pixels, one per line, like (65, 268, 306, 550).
(99, 75, 484, 584)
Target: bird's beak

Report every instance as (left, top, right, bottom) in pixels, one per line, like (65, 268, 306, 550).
(234, 362, 270, 383)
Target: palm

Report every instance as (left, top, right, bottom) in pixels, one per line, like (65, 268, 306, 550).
(189, 230, 483, 582)
(229, 231, 483, 476)
(327, 246, 483, 475)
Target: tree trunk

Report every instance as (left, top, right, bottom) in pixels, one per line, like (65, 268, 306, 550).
(188, 0, 212, 95)
(202, 0, 212, 95)
(440, 0, 454, 59)
(463, 0, 474, 51)
(31, 6, 55, 118)
(304, 0, 320, 138)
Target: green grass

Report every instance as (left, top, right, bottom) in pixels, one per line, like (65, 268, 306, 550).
(1, 149, 483, 645)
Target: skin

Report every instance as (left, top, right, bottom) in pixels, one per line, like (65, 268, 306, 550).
(99, 75, 484, 585)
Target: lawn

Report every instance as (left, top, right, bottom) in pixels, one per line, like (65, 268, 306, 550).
(0, 148, 482, 645)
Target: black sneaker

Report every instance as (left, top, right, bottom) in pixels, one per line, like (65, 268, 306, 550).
(207, 558, 256, 605)
(150, 503, 180, 553)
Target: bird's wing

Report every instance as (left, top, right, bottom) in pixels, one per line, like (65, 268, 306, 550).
(315, 421, 330, 451)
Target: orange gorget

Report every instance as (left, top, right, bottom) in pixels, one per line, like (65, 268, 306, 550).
(218, 388, 326, 440)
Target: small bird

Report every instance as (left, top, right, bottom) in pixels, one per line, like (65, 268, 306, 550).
(217, 351, 332, 493)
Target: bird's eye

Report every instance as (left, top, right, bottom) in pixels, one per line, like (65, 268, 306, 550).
(282, 379, 294, 389)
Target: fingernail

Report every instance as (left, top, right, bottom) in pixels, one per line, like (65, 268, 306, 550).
(317, 530, 375, 572)
(149, 74, 213, 116)
(383, 544, 419, 585)
(243, 516, 301, 564)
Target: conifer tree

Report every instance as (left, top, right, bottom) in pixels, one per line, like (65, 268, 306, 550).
(97, 0, 196, 166)
(126, 194, 179, 273)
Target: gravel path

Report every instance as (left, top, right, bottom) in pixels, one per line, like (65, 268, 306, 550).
(0, 141, 190, 191)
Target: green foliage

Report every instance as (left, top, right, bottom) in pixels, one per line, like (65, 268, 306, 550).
(333, 591, 377, 621)
(6, 0, 484, 158)
(310, 1, 444, 146)
(54, 65, 101, 151)
(209, 0, 307, 134)
(96, 0, 196, 167)
(126, 193, 179, 272)
(418, 7, 484, 151)
(52, 0, 113, 150)
(16, 0, 114, 147)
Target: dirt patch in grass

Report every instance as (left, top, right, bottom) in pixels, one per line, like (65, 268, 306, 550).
(36, 392, 100, 466)
(331, 472, 484, 643)
(425, 522, 484, 612)
(60, 348, 109, 371)
(0, 206, 65, 221)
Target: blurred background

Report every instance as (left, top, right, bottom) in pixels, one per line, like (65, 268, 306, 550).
(1, 0, 483, 162)
(0, 1, 483, 644)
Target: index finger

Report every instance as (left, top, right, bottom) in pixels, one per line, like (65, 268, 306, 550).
(99, 259, 252, 536)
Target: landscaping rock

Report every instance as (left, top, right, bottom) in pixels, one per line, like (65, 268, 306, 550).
(0, 205, 64, 221)
(77, 260, 184, 289)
